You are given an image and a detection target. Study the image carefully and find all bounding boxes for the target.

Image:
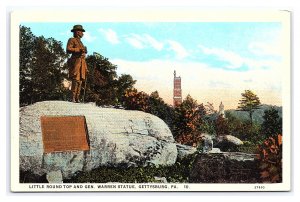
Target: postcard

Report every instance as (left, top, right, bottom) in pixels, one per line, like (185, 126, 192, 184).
(11, 9, 291, 192)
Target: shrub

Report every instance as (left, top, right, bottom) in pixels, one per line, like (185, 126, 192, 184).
(261, 107, 282, 139)
(257, 134, 282, 183)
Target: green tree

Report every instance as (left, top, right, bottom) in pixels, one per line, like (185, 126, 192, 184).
(85, 54, 118, 105)
(85, 53, 136, 106)
(261, 107, 282, 138)
(237, 90, 261, 126)
(31, 36, 68, 101)
(148, 91, 168, 117)
(215, 115, 229, 136)
(200, 117, 216, 136)
(19, 26, 68, 106)
(117, 74, 136, 103)
(174, 95, 206, 146)
(225, 111, 261, 143)
(20, 26, 36, 105)
(122, 88, 150, 111)
(147, 91, 175, 133)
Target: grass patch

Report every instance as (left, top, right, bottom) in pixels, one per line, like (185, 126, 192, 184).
(64, 154, 198, 183)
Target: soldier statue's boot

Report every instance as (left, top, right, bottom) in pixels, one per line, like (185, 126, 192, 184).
(72, 96, 76, 103)
(75, 95, 81, 103)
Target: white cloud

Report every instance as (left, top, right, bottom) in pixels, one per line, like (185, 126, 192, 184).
(98, 28, 119, 44)
(199, 45, 244, 69)
(167, 40, 189, 60)
(144, 34, 164, 51)
(83, 31, 97, 42)
(198, 44, 282, 72)
(119, 34, 188, 60)
(125, 34, 145, 49)
(125, 34, 164, 51)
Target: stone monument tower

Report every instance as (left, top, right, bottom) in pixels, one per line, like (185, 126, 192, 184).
(173, 70, 182, 106)
(219, 101, 225, 118)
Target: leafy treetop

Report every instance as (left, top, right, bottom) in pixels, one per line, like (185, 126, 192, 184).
(237, 90, 261, 125)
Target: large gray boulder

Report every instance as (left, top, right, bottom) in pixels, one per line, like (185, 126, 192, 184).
(19, 101, 177, 180)
(214, 135, 244, 152)
(217, 135, 244, 146)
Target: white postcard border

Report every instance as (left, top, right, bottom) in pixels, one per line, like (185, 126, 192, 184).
(11, 9, 291, 192)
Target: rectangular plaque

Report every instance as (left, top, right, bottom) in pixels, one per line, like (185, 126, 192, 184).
(40, 116, 90, 153)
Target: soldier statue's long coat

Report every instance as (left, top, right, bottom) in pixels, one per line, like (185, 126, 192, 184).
(66, 37, 88, 81)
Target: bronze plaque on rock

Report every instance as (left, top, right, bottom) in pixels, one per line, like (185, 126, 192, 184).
(41, 116, 90, 153)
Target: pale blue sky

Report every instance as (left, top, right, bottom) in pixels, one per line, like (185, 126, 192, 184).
(21, 22, 284, 109)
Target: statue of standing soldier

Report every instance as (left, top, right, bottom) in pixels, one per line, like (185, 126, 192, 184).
(66, 25, 88, 103)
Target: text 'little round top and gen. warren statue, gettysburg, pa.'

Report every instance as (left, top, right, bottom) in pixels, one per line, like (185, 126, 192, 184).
(19, 25, 256, 184)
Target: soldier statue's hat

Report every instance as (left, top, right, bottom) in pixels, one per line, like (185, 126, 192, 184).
(71, 25, 85, 32)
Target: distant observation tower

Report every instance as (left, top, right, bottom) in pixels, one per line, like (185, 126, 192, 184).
(173, 70, 182, 106)
(219, 101, 225, 118)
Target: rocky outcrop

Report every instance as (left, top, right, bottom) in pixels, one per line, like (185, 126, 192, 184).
(176, 144, 197, 159)
(189, 152, 260, 183)
(217, 135, 244, 146)
(214, 135, 243, 152)
(19, 101, 177, 181)
(200, 134, 214, 153)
